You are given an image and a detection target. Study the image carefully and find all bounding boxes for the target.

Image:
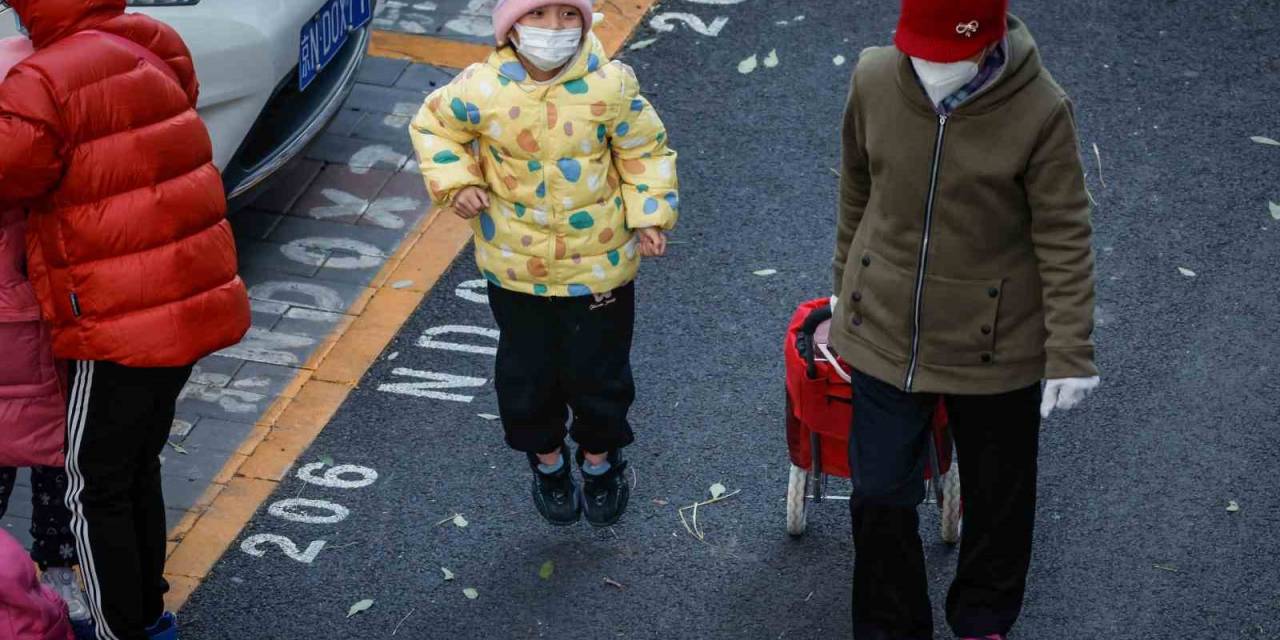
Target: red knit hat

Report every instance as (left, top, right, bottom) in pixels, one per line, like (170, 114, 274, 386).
(893, 0, 1009, 63)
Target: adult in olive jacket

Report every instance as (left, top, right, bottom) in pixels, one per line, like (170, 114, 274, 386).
(830, 1, 1099, 638)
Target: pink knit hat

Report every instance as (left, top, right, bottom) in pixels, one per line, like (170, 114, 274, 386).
(492, 0, 594, 46)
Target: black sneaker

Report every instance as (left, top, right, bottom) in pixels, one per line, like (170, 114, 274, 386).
(577, 450, 630, 527)
(528, 451, 581, 526)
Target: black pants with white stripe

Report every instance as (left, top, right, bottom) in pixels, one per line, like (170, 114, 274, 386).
(65, 360, 193, 640)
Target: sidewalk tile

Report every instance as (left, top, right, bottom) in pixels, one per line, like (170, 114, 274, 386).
(215, 325, 320, 369)
(345, 83, 427, 117)
(246, 158, 324, 214)
(267, 217, 404, 257)
(359, 172, 430, 231)
(356, 56, 410, 87)
(240, 266, 373, 314)
(227, 208, 283, 242)
(288, 165, 395, 224)
(175, 382, 271, 423)
(162, 476, 210, 513)
(177, 418, 258, 457)
(237, 240, 326, 279)
(394, 63, 453, 92)
(3, 483, 32, 519)
(305, 133, 412, 171)
(324, 108, 364, 137)
(2, 517, 33, 549)
(170, 415, 199, 439)
(272, 307, 347, 337)
(231, 362, 310, 400)
(189, 355, 245, 388)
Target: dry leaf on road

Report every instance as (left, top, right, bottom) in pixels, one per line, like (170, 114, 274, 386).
(346, 599, 374, 618)
(441, 567, 454, 581)
(463, 588, 479, 600)
(738, 54, 758, 74)
(1250, 136, 1280, 147)
(1177, 267, 1196, 278)
(1227, 500, 1240, 513)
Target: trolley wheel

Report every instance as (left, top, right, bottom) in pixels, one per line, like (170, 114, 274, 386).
(786, 463, 810, 537)
(939, 461, 962, 545)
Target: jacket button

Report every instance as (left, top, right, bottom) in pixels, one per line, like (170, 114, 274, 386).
(861, 256, 871, 267)
(981, 325, 992, 335)
(851, 292, 862, 302)
(980, 353, 992, 363)
(851, 315, 863, 327)
(988, 288, 1000, 298)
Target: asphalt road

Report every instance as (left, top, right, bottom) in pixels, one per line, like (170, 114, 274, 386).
(181, 1, 1280, 638)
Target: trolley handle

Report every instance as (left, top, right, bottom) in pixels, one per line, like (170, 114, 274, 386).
(796, 304, 833, 379)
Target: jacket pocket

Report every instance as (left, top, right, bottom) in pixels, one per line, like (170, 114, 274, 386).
(0, 316, 59, 396)
(844, 250, 915, 359)
(917, 273, 1004, 367)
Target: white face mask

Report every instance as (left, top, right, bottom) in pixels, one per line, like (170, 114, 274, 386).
(911, 57, 979, 107)
(512, 23, 582, 72)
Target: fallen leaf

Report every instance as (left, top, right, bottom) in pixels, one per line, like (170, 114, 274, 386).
(604, 576, 625, 590)
(538, 560, 554, 580)
(794, 15, 805, 21)
(709, 483, 727, 500)
(477, 413, 500, 421)
(763, 49, 779, 68)
(1153, 563, 1179, 573)
(391, 279, 414, 289)
(833, 55, 847, 66)
(1250, 136, 1280, 147)
(652, 498, 669, 507)
(629, 38, 657, 51)
(347, 599, 374, 618)
(1177, 267, 1197, 278)
(167, 441, 189, 455)
(737, 54, 758, 74)
(320, 455, 335, 467)
(753, 269, 777, 277)
(441, 567, 454, 581)
(463, 588, 479, 600)
(387, 351, 400, 361)
(1269, 202, 1280, 221)
(453, 514, 469, 528)
(1227, 500, 1240, 513)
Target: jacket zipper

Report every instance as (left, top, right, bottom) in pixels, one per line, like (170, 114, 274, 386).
(904, 114, 948, 391)
(70, 292, 82, 318)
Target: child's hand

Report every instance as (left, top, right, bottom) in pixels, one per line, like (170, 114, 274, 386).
(636, 227, 667, 257)
(452, 186, 490, 219)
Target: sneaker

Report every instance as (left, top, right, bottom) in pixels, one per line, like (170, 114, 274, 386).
(577, 450, 630, 528)
(40, 567, 90, 622)
(528, 451, 581, 526)
(145, 611, 178, 640)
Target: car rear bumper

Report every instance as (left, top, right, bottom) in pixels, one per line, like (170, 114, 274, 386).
(223, 25, 370, 201)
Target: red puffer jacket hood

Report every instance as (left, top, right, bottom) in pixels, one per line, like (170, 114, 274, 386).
(0, 2, 250, 367)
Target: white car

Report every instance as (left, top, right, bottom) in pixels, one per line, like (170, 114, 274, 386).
(0, 0, 373, 202)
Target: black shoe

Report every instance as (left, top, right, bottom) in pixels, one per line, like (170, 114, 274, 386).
(577, 450, 630, 527)
(528, 451, 581, 526)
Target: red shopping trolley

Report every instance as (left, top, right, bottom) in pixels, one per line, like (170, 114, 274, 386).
(783, 298, 962, 541)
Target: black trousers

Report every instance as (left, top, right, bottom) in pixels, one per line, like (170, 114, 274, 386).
(488, 282, 636, 456)
(848, 369, 1041, 640)
(65, 360, 192, 640)
(0, 465, 78, 569)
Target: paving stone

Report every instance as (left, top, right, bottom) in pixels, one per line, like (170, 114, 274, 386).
(239, 266, 372, 314)
(267, 216, 404, 259)
(189, 355, 245, 388)
(244, 298, 290, 335)
(345, 84, 426, 117)
(176, 382, 271, 423)
(358, 171, 431, 231)
(170, 415, 199, 439)
(232, 362, 310, 399)
(2, 482, 33, 519)
(356, 56, 410, 87)
(324, 107, 364, 137)
(246, 158, 324, 214)
(215, 324, 319, 369)
(177, 418, 258, 456)
(1, 517, 34, 549)
(288, 165, 396, 224)
(351, 112, 414, 145)
(394, 64, 454, 92)
(236, 240, 325, 279)
(161, 475, 210, 512)
(373, 0, 495, 43)
(305, 133, 412, 171)
(271, 307, 347, 338)
(227, 208, 283, 242)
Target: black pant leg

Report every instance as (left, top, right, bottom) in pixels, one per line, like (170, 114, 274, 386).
(134, 364, 192, 624)
(64, 360, 154, 640)
(559, 283, 636, 455)
(28, 465, 77, 569)
(848, 369, 939, 640)
(488, 284, 570, 455)
(943, 383, 1042, 637)
(0, 466, 14, 518)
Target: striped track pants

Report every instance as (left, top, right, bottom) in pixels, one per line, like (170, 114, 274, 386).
(64, 360, 193, 640)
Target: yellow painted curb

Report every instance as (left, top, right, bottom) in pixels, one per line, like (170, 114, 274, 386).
(163, 0, 662, 612)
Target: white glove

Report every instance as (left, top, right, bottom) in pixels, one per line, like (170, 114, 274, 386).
(1040, 376, 1100, 418)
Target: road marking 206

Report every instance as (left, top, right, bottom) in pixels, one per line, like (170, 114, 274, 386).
(240, 462, 379, 564)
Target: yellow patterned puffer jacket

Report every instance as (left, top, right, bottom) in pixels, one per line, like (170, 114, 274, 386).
(409, 34, 679, 297)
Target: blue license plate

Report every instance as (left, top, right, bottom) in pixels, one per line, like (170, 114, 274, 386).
(299, 0, 373, 91)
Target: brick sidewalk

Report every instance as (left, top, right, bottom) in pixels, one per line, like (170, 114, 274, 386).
(0, 54, 452, 550)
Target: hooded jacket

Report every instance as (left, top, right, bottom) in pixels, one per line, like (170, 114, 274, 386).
(0, 0, 249, 367)
(831, 15, 1097, 395)
(0, 530, 73, 640)
(410, 34, 679, 297)
(0, 37, 63, 469)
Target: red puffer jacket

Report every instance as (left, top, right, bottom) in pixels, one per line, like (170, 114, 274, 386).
(0, 0, 249, 367)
